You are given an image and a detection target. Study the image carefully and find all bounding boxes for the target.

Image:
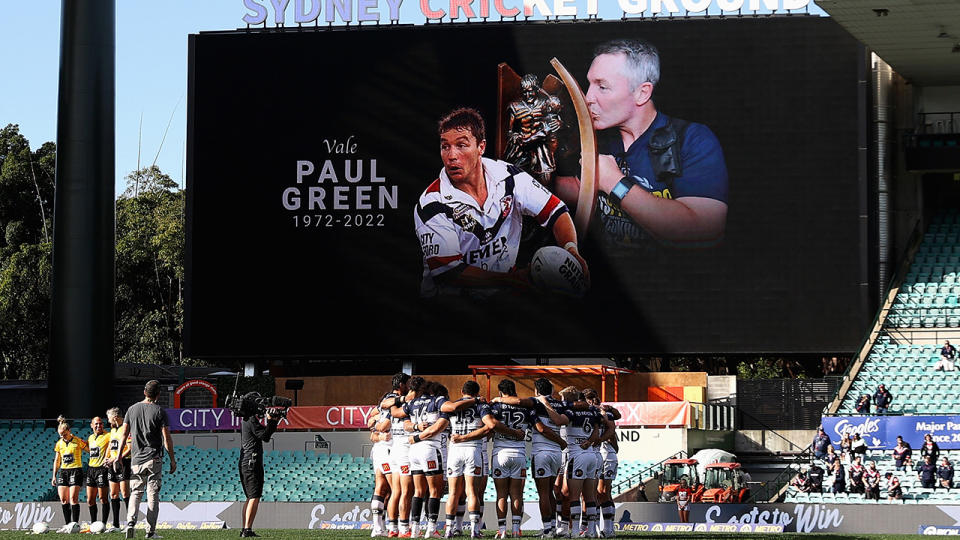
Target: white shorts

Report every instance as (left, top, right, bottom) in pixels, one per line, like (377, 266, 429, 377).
(491, 450, 527, 480)
(391, 443, 411, 477)
(678, 499, 690, 512)
(566, 452, 600, 481)
(447, 445, 485, 478)
(410, 444, 443, 476)
(600, 458, 618, 481)
(372, 444, 392, 475)
(531, 450, 563, 479)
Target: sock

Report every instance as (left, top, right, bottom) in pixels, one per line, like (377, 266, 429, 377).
(111, 498, 121, 527)
(601, 501, 615, 534)
(543, 517, 555, 533)
(371, 495, 385, 529)
(469, 511, 481, 534)
(446, 513, 456, 534)
(428, 497, 441, 525)
(400, 519, 410, 534)
(585, 501, 597, 535)
(511, 515, 521, 532)
(123, 496, 131, 521)
(411, 497, 424, 533)
(61, 503, 71, 525)
(71, 504, 80, 524)
(102, 500, 110, 525)
(570, 501, 581, 534)
(497, 518, 506, 534)
(387, 519, 397, 533)
(89, 504, 98, 523)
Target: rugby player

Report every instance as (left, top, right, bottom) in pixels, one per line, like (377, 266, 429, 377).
(414, 107, 588, 297)
(538, 388, 603, 538)
(52, 416, 87, 530)
(584, 389, 619, 538)
(383, 375, 427, 537)
(85, 417, 112, 529)
(489, 378, 568, 538)
(370, 375, 407, 537)
(106, 407, 132, 532)
(401, 381, 450, 538)
(378, 373, 411, 537)
(489, 379, 544, 539)
(442, 380, 524, 538)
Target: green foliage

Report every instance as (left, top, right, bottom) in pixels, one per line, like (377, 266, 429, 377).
(737, 357, 787, 379)
(115, 165, 185, 365)
(0, 242, 52, 379)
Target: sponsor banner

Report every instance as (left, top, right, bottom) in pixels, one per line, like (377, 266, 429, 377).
(167, 406, 376, 431)
(317, 521, 373, 530)
(169, 403, 675, 431)
(616, 522, 783, 533)
(921, 525, 960, 535)
(822, 416, 960, 450)
(607, 401, 689, 427)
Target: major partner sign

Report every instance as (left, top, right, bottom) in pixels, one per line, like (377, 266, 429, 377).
(186, 16, 870, 358)
(822, 416, 960, 450)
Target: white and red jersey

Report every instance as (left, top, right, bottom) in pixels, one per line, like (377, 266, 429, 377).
(414, 157, 568, 297)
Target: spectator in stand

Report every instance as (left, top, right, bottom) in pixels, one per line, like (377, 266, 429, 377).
(918, 455, 938, 489)
(831, 460, 846, 494)
(839, 434, 852, 460)
(812, 427, 832, 460)
(791, 468, 812, 493)
(807, 463, 824, 492)
(939, 457, 954, 489)
(851, 433, 868, 457)
(824, 445, 839, 468)
(848, 456, 865, 494)
(863, 462, 881, 500)
(855, 394, 871, 414)
(936, 340, 957, 371)
(893, 436, 913, 472)
(885, 473, 902, 502)
(921, 433, 941, 463)
(874, 384, 893, 414)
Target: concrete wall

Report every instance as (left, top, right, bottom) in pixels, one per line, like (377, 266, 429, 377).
(735, 430, 816, 454)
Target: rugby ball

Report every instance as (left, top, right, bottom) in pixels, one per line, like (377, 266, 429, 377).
(89, 521, 105, 534)
(67, 522, 80, 534)
(30, 522, 48, 534)
(529, 246, 588, 298)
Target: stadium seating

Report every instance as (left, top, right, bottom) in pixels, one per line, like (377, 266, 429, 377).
(785, 449, 960, 504)
(0, 424, 654, 503)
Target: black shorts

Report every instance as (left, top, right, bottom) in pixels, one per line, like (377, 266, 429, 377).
(85, 466, 109, 488)
(57, 468, 84, 487)
(239, 456, 264, 499)
(108, 458, 132, 483)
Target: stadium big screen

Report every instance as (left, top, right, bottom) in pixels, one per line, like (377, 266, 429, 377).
(186, 16, 871, 358)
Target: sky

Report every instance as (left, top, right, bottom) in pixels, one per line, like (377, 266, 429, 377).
(0, 0, 825, 195)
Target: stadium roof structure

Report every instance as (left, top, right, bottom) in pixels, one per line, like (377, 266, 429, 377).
(468, 365, 632, 401)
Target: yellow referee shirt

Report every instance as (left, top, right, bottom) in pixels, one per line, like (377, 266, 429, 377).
(87, 432, 111, 468)
(108, 427, 130, 461)
(54, 435, 87, 469)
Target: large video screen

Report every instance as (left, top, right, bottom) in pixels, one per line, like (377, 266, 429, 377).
(186, 16, 871, 358)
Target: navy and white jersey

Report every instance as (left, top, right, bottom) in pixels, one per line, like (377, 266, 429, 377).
(434, 395, 451, 450)
(414, 157, 569, 297)
(560, 403, 603, 457)
(376, 392, 399, 449)
(490, 402, 537, 452)
(390, 396, 411, 453)
(447, 398, 493, 449)
(532, 397, 567, 452)
(403, 394, 449, 449)
(599, 409, 618, 460)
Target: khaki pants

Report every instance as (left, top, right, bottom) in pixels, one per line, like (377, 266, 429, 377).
(127, 458, 162, 531)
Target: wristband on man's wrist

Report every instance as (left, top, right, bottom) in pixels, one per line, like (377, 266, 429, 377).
(412, 435, 421, 443)
(609, 176, 635, 207)
(563, 241, 578, 252)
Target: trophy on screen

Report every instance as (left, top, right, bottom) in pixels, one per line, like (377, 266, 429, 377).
(497, 67, 566, 186)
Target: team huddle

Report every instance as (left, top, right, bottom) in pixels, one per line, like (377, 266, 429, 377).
(51, 410, 133, 534)
(366, 374, 620, 538)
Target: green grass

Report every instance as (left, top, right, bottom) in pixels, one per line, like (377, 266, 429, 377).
(0, 532, 932, 539)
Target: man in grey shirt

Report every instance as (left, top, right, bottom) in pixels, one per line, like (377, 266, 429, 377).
(107, 380, 177, 539)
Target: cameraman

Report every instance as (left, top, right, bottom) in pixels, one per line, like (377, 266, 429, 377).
(239, 395, 281, 538)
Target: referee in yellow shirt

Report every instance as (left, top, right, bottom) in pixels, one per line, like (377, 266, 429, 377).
(107, 407, 132, 532)
(52, 416, 87, 528)
(86, 417, 112, 529)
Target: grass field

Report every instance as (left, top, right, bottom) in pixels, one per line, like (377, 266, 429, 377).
(0, 532, 935, 539)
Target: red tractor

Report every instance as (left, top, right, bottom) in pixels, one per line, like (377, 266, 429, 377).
(700, 463, 750, 503)
(658, 458, 704, 503)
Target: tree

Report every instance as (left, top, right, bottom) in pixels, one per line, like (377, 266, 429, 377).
(114, 166, 185, 365)
(0, 242, 52, 379)
(0, 124, 54, 252)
